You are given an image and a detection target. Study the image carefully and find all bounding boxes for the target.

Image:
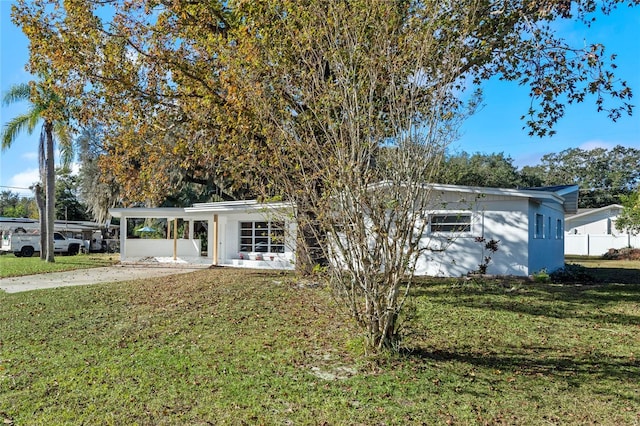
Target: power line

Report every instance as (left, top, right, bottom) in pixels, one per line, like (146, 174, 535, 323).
(0, 185, 32, 191)
(0, 185, 117, 197)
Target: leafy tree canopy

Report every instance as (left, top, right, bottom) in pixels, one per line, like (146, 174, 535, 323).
(616, 188, 640, 234)
(55, 168, 89, 222)
(520, 145, 640, 207)
(436, 151, 529, 188)
(0, 191, 38, 219)
(11, 0, 637, 207)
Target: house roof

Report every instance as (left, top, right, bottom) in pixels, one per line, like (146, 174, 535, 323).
(109, 201, 293, 219)
(565, 204, 624, 222)
(521, 185, 580, 214)
(186, 200, 292, 213)
(109, 184, 580, 219)
(109, 207, 188, 219)
(370, 182, 580, 214)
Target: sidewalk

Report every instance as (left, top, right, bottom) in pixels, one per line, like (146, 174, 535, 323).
(0, 264, 206, 294)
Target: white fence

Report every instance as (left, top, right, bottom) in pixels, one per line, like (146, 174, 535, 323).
(565, 234, 639, 256)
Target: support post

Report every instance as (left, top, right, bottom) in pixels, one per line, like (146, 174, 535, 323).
(213, 214, 219, 265)
(120, 216, 127, 261)
(173, 218, 178, 261)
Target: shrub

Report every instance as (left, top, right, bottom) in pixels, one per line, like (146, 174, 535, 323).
(532, 269, 550, 283)
(550, 263, 595, 283)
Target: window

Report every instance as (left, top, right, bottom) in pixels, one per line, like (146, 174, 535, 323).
(556, 219, 563, 239)
(430, 213, 471, 233)
(535, 214, 544, 239)
(547, 217, 552, 239)
(239, 221, 285, 253)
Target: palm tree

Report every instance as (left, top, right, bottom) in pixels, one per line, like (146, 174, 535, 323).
(1, 80, 72, 262)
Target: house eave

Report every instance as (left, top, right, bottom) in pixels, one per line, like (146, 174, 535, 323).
(109, 207, 187, 219)
(369, 181, 578, 213)
(565, 204, 624, 223)
(185, 200, 294, 214)
(109, 201, 294, 219)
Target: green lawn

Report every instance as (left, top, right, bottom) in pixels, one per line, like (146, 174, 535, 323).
(1, 267, 638, 424)
(0, 253, 119, 278)
(565, 255, 640, 284)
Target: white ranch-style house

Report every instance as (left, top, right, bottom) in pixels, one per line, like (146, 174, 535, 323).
(109, 183, 579, 277)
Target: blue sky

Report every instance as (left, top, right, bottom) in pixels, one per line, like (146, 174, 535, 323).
(1, 2, 639, 197)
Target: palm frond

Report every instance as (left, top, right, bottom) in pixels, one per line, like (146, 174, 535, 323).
(2, 83, 31, 106)
(28, 105, 44, 132)
(54, 121, 75, 167)
(1, 111, 39, 150)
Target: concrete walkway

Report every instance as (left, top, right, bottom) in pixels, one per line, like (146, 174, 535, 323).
(0, 264, 207, 294)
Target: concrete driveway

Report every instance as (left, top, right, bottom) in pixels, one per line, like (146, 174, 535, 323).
(0, 264, 206, 294)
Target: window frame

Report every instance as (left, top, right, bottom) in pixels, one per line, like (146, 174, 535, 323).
(556, 218, 563, 239)
(534, 213, 544, 239)
(239, 221, 285, 253)
(429, 212, 472, 234)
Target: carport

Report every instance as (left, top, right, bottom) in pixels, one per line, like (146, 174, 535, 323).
(109, 207, 220, 264)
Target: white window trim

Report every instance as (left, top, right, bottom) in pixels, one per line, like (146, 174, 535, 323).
(239, 221, 286, 253)
(428, 212, 473, 235)
(534, 213, 544, 239)
(556, 219, 563, 239)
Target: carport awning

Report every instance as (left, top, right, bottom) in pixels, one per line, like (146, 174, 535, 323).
(109, 207, 187, 219)
(109, 201, 294, 219)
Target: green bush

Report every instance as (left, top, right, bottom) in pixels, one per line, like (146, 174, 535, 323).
(550, 263, 595, 283)
(532, 269, 550, 283)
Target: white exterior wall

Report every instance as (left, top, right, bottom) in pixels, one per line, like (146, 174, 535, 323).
(567, 216, 615, 235)
(126, 239, 201, 258)
(414, 196, 532, 277)
(566, 207, 623, 235)
(112, 204, 296, 270)
(567, 217, 610, 235)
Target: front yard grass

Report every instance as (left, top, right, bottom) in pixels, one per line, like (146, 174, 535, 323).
(566, 255, 640, 284)
(0, 253, 119, 278)
(1, 267, 638, 424)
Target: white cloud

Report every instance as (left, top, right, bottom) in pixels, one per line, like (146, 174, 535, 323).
(21, 151, 39, 161)
(514, 152, 545, 168)
(579, 140, 615, 151)
(9, 168, 40, 195)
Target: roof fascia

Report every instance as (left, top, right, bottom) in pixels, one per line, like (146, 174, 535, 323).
(565, 204, 624, 222)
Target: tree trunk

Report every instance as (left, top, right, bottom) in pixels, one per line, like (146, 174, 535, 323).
(294, 208, 327, 275)
(34, 183, 46, 260)
(45, 122, 56, 263)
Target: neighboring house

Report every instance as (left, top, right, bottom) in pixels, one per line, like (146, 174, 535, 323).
(565, 204, 624, 235)
(565, 204, 639, 255)
(109, 184, 579, 277)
